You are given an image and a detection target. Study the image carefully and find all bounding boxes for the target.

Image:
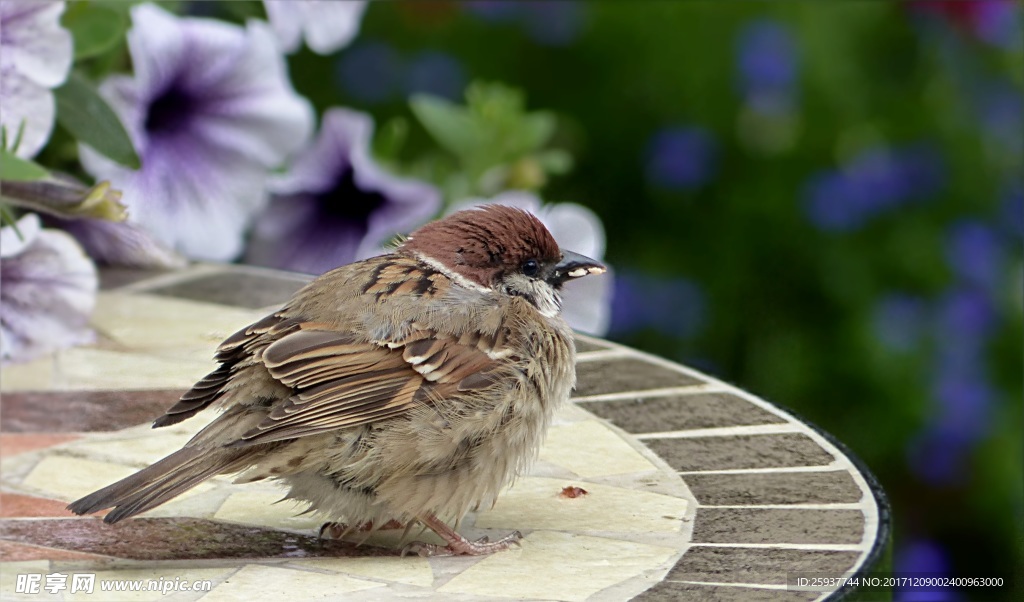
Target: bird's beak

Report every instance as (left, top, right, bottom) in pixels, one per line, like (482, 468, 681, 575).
(548, 250, 606, 286)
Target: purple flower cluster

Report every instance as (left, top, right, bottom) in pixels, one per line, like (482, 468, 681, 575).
(804, 144, 946, 232)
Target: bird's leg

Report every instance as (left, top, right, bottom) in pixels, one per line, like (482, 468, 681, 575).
(401, 513, 522, 557)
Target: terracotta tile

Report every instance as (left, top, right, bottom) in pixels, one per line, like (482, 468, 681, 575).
(0, 390, 185, 432)
(0, 539, 111, 561)
(0, 434, 81, 457)
(0, 494, 82, 518)
(0, 518, 393, 561)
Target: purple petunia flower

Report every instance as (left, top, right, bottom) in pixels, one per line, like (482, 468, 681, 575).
(0, 213, 97, 363)
(45, 217, 186, 269)
(645, 126, 719, 191)
(246, 108, 440, 275)
(0, 0, 72, 158)
(263, 0, 367, 55)
(79, 4, 314, 262)
(449, 191, 612, 336)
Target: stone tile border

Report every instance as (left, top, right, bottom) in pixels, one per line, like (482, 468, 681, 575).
(0, 264, 890, 601)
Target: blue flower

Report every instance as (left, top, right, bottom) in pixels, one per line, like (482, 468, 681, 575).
(610, 271, 706, 339)
(998, 180, 1023, 239)
(521, 1, 586, 47)
(79, 4, 314, 262)
(935, 287, 996, 345)
(404, 51, 467, 101)
(335, 41, 404, 104)
(0, 0, 72, 158)
(872, 294, 927, 352)
(803, 144, 945, 232)
(973, 0, 1022, 49)
(462, 1, 586, 46)
(932, 370, 994, 444)
(944, 220, 1004, 291)
(735, 19, 798, 113)
(645, 126, 718, 191)
(0, 213, 97, 363)
(246, 108, 440, 275)
(906, 426, 971, 486)
(976, 79, 1023, 157)
(894, 538, 956, 600)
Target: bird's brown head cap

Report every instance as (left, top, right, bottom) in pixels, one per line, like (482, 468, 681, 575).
(401, 205, 562, 288)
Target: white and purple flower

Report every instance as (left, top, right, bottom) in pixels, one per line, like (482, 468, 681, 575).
(0, 0, 72, 158)
(79, 3, 314, 262)
(246, 108, 440, 275)
(451, 191, 612, 336)
(263, 0, 367, 55)
(0, 213, 97, 363)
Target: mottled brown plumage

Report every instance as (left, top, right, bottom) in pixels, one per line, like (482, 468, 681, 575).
(68, 205, 606, 556)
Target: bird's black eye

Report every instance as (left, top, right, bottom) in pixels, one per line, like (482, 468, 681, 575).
(521, 259, 540, 277)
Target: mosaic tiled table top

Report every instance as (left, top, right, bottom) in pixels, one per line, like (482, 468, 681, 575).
(0, 264, 890, 601)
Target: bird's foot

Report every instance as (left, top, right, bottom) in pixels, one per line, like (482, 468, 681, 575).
(402, 529, 522, 557)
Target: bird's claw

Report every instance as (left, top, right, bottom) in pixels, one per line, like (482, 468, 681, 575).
(401, 530, 523, 557)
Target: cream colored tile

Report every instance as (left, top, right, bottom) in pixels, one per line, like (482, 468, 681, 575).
(53, 348, 212, 391)
(475, 476, 686, 533)
(296, 557, 433, 587)
(437, 530, 676, 601)
(0, 560, 61, 601)
(199, 565, 383, 601)
(63, 567, 231, 601)
(0, 357, 55, 392)
(21, 455, 136, 502)
(540, 420, 657, 478)
(213, 491, 322, 532)
(69, 431, 198, 467)
(91, 293, 263, 357)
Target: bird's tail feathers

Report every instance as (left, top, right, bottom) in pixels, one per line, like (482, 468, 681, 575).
(66, 446, 246, 523)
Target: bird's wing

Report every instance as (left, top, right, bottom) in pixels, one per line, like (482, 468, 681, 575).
(152, 313, 303, 428)
(231, 322, 511, 445)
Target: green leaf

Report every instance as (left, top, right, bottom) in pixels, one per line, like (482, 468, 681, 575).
(62, 3, 126, 60)
(410, 95, 482, 160)
(535, 149, 574, 175)
(54, 71, 141, 169)
(515, 112, 556, 154)
(0, 151, 50, 181)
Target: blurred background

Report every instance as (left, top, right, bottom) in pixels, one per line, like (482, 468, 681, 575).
(303, 3, 1024, 597)
(7, 0, 1021, 599)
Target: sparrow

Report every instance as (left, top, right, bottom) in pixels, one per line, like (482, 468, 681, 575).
(68, 205, 606, 556)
